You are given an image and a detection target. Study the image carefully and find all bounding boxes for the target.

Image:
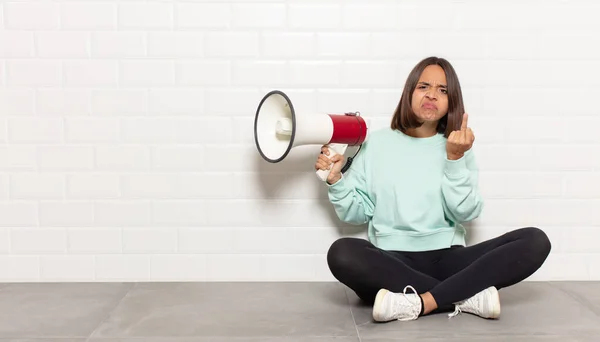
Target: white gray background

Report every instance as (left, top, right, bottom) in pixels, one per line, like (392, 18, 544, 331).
(0, 0, 598, 282)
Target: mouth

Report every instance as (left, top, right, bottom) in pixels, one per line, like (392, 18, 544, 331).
(422, 103, 437, 110)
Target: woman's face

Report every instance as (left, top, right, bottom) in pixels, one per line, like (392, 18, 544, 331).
(411, 64, 449, 123)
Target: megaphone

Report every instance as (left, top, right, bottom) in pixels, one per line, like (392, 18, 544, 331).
(254, 90, 370, 182)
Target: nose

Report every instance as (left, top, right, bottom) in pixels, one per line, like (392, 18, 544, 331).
(425, 90, 436, 100)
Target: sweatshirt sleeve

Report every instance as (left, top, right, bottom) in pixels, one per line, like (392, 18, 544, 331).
(326, 142, 375, 225)
(441, 148, 484, 223)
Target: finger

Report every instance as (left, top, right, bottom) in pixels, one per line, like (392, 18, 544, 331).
(448, 130, 455, 141)
(457, 129, 465, 145)
(319, 157, 332, 166)
(467, 128, 475, 142)
(461, 113, 468, 131)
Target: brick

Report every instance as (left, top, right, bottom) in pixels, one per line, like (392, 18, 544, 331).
(176, 3, 230, 29)
(8, 118, 64, 143)
(205, 32, 259, 57)
(176, 61, 230, 86)
(4, 2, 59, 29)
(122, 227, 177, 253)
(10, 228, 67, 254)
(261, 32, 315, 58)
(317, 33, 371, 58)
(147, 32, 204, 58)
(149, 255, 207, 281)
(0, 31, 34, 58)
(232, 61, 287, 87)
(95, 255, 149, 281)
(10, 174, 65, 200)
(65, 118, 120, 143)
(0, 202, 37, 227)
(39, 201, 94, 227)
(64, 60, 118, 86)
(0, 256, 40, 281)
(0, 146, 37, 171)
(61, 2, 116, 30)
(91, 32, 145, 58)
(67, 174, 121, 199)
(288, 61, 341, 87)
(118, 2, 173, 29)
(119, 60, 175, 87)
(232, 3, 285, 28)
(92, 89, 148, 116)
(342, 4, 398, 29)
(35, 31, 90, 58)
(38, 146, 94, 171)
(288, 4, 341, 29)
(0, 89, 35, 116)
(37, 89, 91, 116)
(94, 201, 152, 227)
(6, 61, 62, 87)
(151, 146, 205, 171)
(148, 88, 205, 116)
(95, 146, 151, 171)
(40, 256, 95, 281)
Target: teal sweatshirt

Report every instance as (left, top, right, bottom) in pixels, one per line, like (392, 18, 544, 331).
(326, 127, 484, 252)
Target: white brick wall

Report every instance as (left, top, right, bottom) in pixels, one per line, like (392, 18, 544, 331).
(0, 0, 599, 282)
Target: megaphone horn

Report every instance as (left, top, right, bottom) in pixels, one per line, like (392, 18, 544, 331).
(254, 90, 370, 182)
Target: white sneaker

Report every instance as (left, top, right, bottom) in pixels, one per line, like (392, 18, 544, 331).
(372, 285, 422, 322)
(448, 286, 501, 319)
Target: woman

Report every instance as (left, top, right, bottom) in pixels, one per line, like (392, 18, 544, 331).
(315, 56, 551, 322)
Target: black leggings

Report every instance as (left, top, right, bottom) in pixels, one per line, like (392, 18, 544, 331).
(327, 227, 551, 313)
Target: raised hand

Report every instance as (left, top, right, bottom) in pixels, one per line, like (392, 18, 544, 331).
(446, 113, 475, 160)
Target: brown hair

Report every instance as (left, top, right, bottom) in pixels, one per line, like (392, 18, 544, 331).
(390, 56, 465, 138)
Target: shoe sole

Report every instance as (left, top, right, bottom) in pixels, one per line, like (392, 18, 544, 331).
(372, 288, 390, 322)
(487, 287, 501, 319)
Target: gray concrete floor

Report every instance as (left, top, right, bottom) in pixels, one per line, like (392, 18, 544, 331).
(0, 281, 598, 341)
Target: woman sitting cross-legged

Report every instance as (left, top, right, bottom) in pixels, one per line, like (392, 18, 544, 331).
(315, 56, 551, 322)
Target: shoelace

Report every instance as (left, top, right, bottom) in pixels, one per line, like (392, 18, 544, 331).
(448, 292, 482, 319)
(448, 305, 462, 318)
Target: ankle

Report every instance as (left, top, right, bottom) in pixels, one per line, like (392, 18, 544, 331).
(419, 292, 438, 315)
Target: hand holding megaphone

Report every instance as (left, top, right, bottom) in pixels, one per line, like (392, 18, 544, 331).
(315, 144, 345, 184)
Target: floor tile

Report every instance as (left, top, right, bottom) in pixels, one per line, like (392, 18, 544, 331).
(362, 336, 599, 342)
(346, 281, 600, 340)
(0, 283, 132, 338)
(0, 339, 85, 342)
(87, 338, 359, 342)
(549, 281, 600, 316)
(89, 282, 357, 339)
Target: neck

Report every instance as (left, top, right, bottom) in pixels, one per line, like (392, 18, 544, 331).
(405, 121, 438, 138)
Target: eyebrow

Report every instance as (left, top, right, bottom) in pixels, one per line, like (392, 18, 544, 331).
(418, 82, 447, 88)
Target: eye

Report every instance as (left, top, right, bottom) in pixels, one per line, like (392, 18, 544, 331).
(441, 89, 448, 94)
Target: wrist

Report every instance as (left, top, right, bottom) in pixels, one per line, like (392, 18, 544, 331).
(327, 175, 341, 185)
(447, 153, 464, 160)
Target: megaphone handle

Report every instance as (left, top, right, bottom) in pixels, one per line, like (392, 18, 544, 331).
(316, 143, 348, 182)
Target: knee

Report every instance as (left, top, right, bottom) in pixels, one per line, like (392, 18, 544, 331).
(327, 237, 365, 275)
(522, 227, 552, 260)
